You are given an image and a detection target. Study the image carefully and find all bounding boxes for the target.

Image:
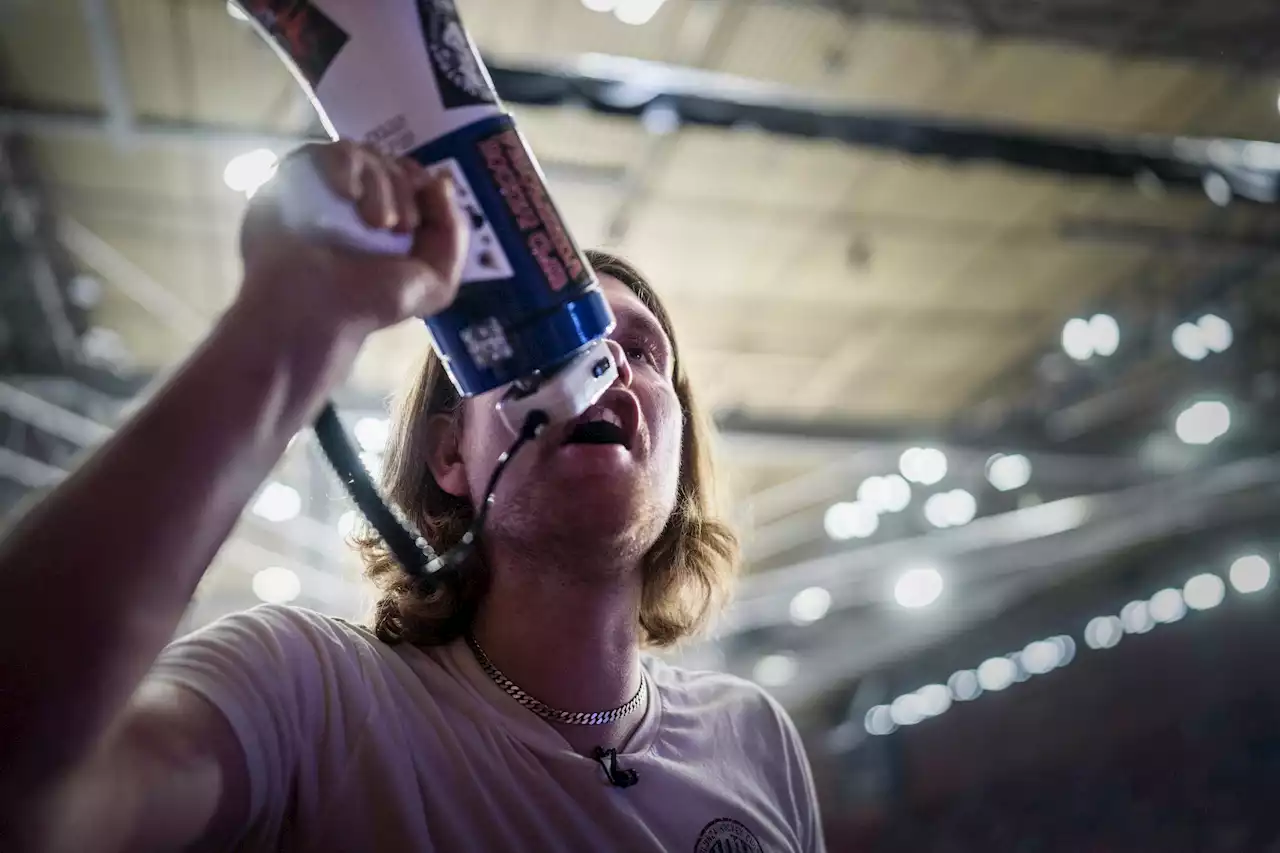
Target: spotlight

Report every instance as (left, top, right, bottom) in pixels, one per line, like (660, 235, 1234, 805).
(986, 453, 1032, 492)
(614, 0, 666, 25)
(947, 669, 981, 701)
(1172, 322, 1209, 361)
(976, 657, 1016, 692)
(1197, 314, 1233, 354)
(1229, 555, 1271, 594)
(864, 704, 896, 736)
(924, 489, 976, 529)
(1062, 318, 1094, 361)
(223, 149, 279, 197)
(893, 566, 944, 609)
(753, 653, 798, 687)
(899, 447, 947, 486)
(252, 566, 301, 604)
(1120, 600, 1154, 634)
(1089, 314, 1120, 357)
(337, 510, 359, 540)
(1148, 588, 1187, 624)
(1020, 640, 1062, 675)
(890, 693, 926, 726)
(252, 481, 301, 522)
(789, 587, 832, 625)
(915, 684, 952, 717)
(1084, 615, 1123, 650)
(823, 502, 878, 541)
(1174, 400, 1230, 446)
(581, 0, 617, 10)
(1183, 573, 1226, 610)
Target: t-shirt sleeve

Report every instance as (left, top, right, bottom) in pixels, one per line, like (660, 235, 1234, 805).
(146, 604, 360, 848)
(761, 691, 826, 853)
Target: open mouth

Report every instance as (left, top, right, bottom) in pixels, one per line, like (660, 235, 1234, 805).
(562, 403, 632, 449)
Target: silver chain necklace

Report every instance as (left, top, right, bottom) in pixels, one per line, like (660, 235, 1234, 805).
(466, 634, 647, 726)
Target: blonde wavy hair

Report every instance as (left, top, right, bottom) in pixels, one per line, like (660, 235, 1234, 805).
(356, 249, 740, 649)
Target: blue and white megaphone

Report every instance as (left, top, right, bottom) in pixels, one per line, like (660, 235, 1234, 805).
(232, 0, 619, 575)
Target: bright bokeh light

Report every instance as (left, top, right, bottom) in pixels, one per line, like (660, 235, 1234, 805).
(581, 0, 617, 10)
(337, 510, 359, 540)
(1198, 314, 1233, 353)
(916, 684, 952, 717)
(1120, 600, 1154, 634)
(1149, 588, 1187, 624)
(1062, 317, 1094, 361)
(1172, 322, 1209, 361)
(360, 452, 384, 482)
(823, 501, 879, 541)
(252, 566, 301, 604)
(893, 566, 944, 609)
(354, 416, 390, 453)
(789, 586, 832, 625)
(924, 489, 977, 529)
(753, 653, 798, 687)
(987, 453, 1032, 492)
(1229, 554, 1272, 594)
(1183, 573, 1226, 610)
(640, 102, 680, 136)
(613, 0, 666, 24)
(864, 704, 896, 736)
(899, 447, 948, 486)
(1174, 400, 1231, 446)
(948, 669, 981, 701)
(976, 657, 1017, 692)
(252, 481, 301, 522)
(1084, 615, 1124, 649)
(226, 1, 249, 21)
(860, 474, 912, 513)
(223, 148, 278, 196)
(890, 693, 926, 726)
(1089, 314, 1120, 357)
(1050, 635, 1077, 667)
(1020, 640, 1061, 675)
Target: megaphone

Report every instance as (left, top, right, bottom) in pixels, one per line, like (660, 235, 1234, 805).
(232, 0, 619, 579)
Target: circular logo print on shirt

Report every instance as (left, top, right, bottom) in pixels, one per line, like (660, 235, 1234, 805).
(694, 818, 763, 853)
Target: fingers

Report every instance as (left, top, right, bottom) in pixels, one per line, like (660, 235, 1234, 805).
(306, 142, 425, 233)
(410, 173, 469, 307)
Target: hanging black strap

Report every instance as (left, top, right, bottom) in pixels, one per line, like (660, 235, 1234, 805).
(591, 746, 639, 789)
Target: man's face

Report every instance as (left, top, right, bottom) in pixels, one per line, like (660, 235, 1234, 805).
(437, 275, 683, 562)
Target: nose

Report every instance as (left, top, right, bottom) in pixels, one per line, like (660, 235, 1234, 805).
(604, 338, 633, 388)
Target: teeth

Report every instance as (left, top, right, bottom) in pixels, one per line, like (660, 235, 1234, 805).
(584, 407, 622, 428)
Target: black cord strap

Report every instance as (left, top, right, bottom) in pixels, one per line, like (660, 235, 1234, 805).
(591, 747, 639, 788)
(313, 402, 548, 590)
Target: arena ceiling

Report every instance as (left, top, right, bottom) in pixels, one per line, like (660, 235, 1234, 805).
(3, 0, 1280, 711)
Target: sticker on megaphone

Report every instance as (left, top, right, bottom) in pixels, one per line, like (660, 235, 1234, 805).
(236, 0, 615, 398)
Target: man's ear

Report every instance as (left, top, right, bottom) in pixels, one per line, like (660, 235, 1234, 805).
(424, 410, 469, 499)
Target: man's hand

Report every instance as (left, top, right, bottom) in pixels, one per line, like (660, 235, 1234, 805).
(238, 141, 469, 338)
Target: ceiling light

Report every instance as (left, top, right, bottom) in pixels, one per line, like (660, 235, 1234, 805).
(1148, 588, 1186, 624)
(986, 453, 1032, 492)
(915, 684, 952, 717)
(889, 693, 926, 726)
(223, 149, 279, 197)
(753, 653, 798, 687)
(1049, 635, 1077, 667)
(1172, 322, 1209, 361)
(1020, 640, 1062, 675)
(1229, 554, 1271, 594)
(1183, 573, 1225, 610)
(947, 669, 981, 701)
(354, 416, 390, 453)
(640, 101, 680, 136)
(337, 510, 360, 540)
(1174, 400, 1230, 445)
(893, 566, 944, 609)
(614, 0, 666, 25)
(789, 586, 832, 625)
(581, 0, 617, 10)
(864, 704, 896, 736)
(976, 657, 1016, 692)
(1089, 314, 1120, 357)
(1120, 600, 1154, 634)
(1084, 615, 1123, 649)
(1061, 317, 1094, 361)
(899, 447, 947, 485)
(1197, 314, 1233, 353)
(360, 452, 384, 482)
(823, 501, 878, 541)
(252, 566, 301, 604)
(252, 481, 301, 522)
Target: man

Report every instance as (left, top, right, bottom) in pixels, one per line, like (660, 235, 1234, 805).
(0, 142, 824, 851)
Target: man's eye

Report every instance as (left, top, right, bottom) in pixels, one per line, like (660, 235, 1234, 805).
(626, 345, 655, 365)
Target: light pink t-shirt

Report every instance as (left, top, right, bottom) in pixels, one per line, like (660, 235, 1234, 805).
(150, 604, 824, 852)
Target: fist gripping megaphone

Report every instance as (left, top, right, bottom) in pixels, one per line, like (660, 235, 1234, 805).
(233, 0, 619, 578)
